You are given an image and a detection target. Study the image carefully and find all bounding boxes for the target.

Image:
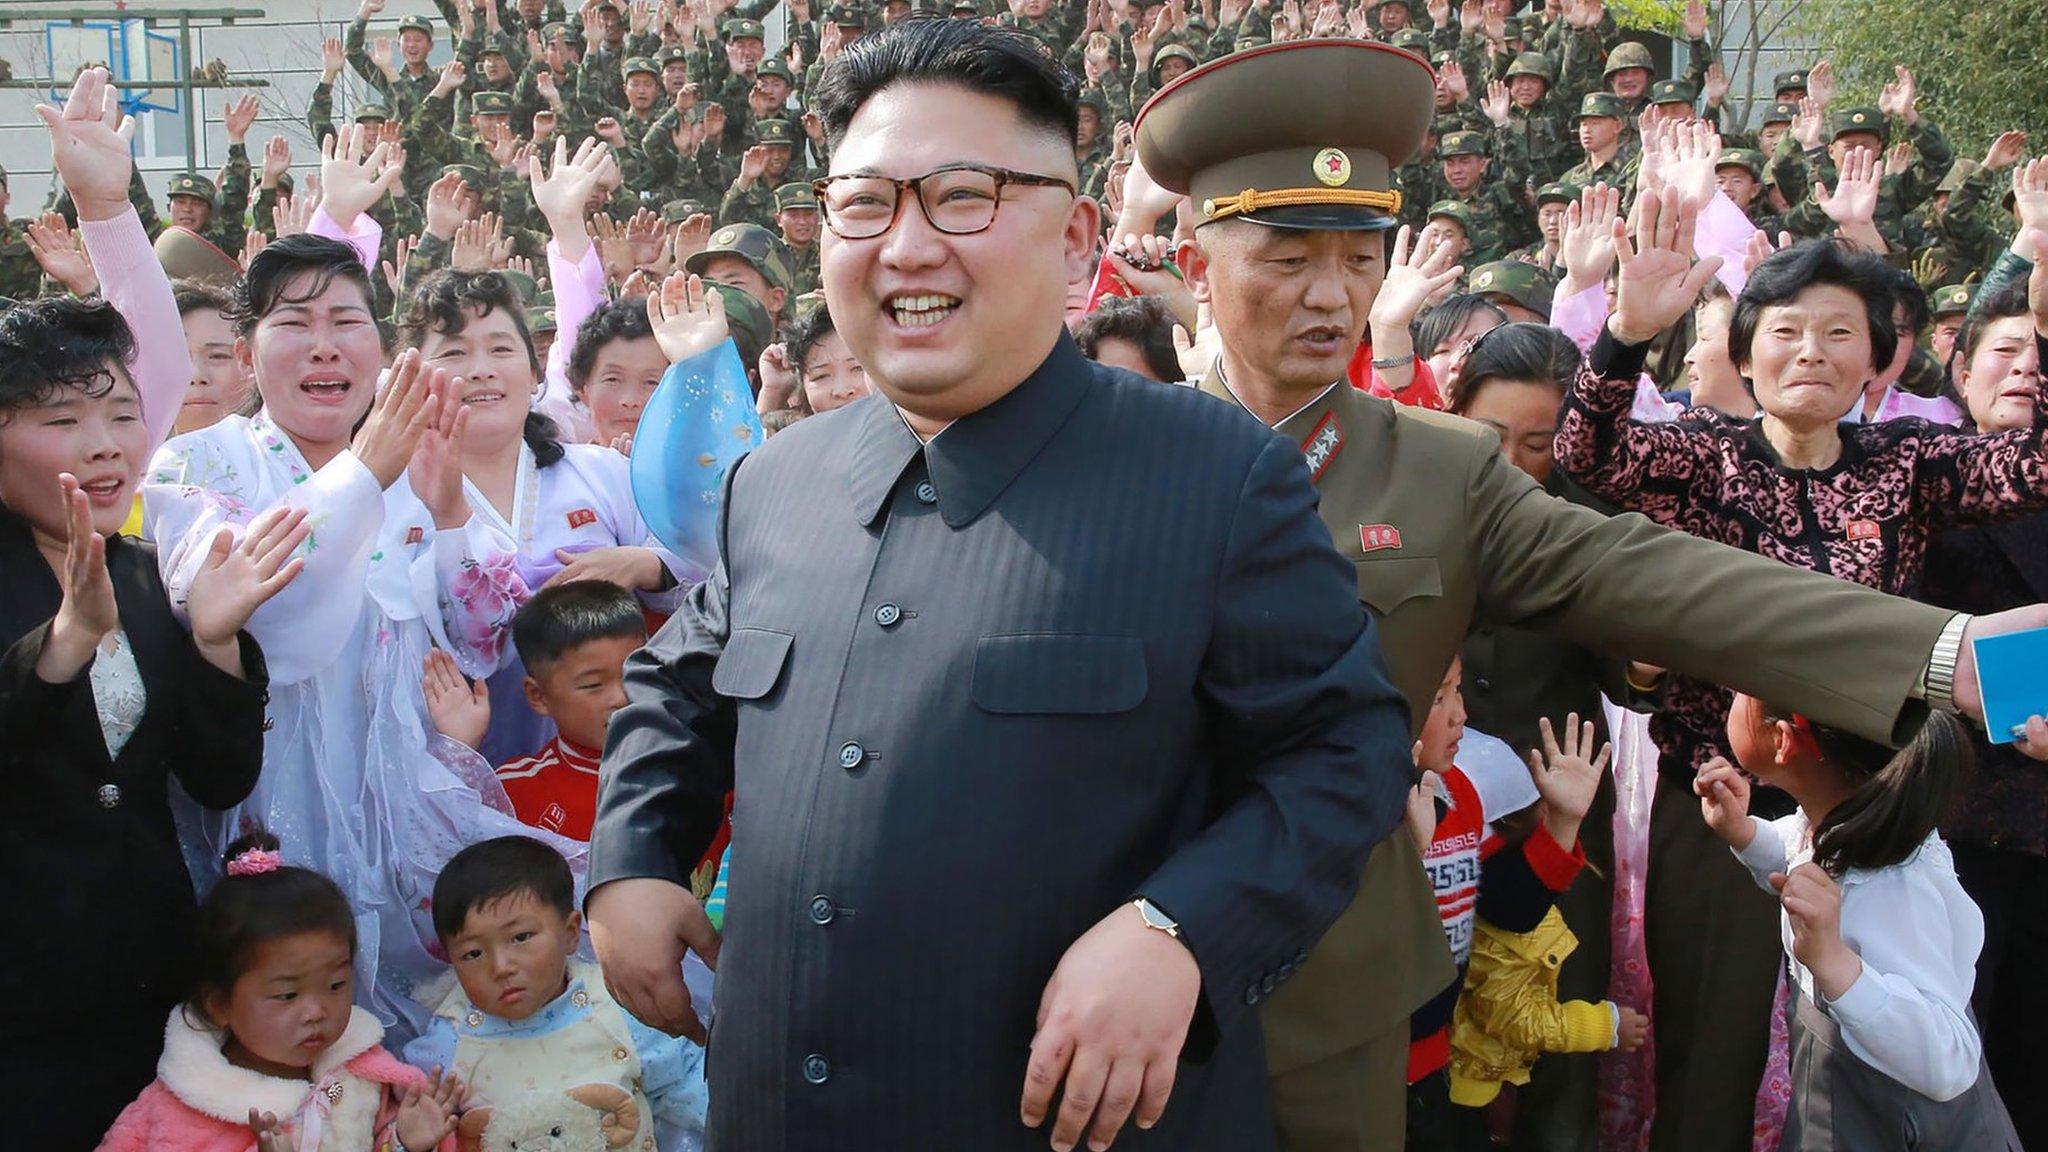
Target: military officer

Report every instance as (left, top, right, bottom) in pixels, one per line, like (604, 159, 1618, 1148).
(1436, 129, 1534, 265)
(1646, 79, 1697, 123)
(1771, 67, 1810, 102)
(1560, 91, 1637, 200)
(718, 117, 806, 230)
(346, 8, 439, 119)
(1142, 36, 2032, 1152)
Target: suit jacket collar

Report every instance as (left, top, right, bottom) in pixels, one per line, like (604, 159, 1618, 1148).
(846, 332, 1094, 528)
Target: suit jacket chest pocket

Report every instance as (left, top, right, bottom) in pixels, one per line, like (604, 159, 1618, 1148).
(1354, 556, 1443, 619)
(971, 634, 1148, 715)
(713, 627, 794, 701)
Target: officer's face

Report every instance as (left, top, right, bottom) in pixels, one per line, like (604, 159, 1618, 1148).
(1740, 284, 1876, 430)
(1508, 75, 1546, 107)
(1957, 313, 2040, 435)
(821, 81, 1093, 429)
(1441, 153, 1485, 193)
(168, 193, 213, 232)
(1608, 67, 1649, 99)
(1715, 166, 1761, 210)
(626, 73, 660, 110)
(400, 29, 432, 64)
(175, 305, 253, 437)
(1184, 221, 1385, 394)
(1577, 115, 1620, 155)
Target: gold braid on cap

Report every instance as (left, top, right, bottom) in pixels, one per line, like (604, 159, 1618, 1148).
(1203, 186, 1403, 220)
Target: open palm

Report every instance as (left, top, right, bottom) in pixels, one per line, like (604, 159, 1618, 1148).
(36, 67, 136, 217)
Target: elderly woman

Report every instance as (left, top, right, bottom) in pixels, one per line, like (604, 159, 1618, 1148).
(1916, 277, 2048, 1152)
(1555, 222, 2048, 1151)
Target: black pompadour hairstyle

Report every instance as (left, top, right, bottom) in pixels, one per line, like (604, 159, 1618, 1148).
(808, 15, 1080, 153)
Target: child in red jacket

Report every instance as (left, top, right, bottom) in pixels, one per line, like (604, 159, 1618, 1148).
(97, 833, 465, 1152)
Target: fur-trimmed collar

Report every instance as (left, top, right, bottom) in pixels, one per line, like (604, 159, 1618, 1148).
(157, 1005, 386, 1121)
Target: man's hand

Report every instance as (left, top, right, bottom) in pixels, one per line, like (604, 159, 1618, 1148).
(1790, 96, 1823, 152)
(25, 213, 98, 296)
(433, 58, 469, 99)
(1881, 64, 1919, 125)
(223, 94, 260, 145)
(1984, 129, 2028, 172)
(322, 36, 348, 82)
(319, 123, 403, 228)
(1022, 902, 1200, 1152)
(260, 134, 292, 189)
(1482, 79, 1512, 128)
(1703, 61, 1730, 109)
(1556, 181, 1621, 296)
(1954, 603, 2048, 761)
(589, 877, 721, 1041)
(1608, 187, 1724, 345)
(1805, 58, 1835, 112)
(645, 271, 729, 363)
(1682, 0, 1708, 41)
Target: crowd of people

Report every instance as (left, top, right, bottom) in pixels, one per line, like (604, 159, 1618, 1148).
(1, 2, 2046, 1152)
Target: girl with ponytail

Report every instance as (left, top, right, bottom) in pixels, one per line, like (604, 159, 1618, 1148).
(1693, 696, 2021, 1149)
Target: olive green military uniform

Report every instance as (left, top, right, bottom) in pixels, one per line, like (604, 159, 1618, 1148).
(1505, 180, 1577, 269)
(347, 13, 442, 120)
(0, 219, 39, 301)
(1437, 130, 1535, 264)
(1928, 159, 2011, 285)
(1139, 39, 1961, 1152)
(1715, 147, 1785, 238)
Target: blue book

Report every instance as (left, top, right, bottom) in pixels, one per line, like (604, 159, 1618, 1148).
(1970, 627, 2048, 744)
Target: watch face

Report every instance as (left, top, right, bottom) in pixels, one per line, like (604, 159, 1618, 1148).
(1138, 899, 1178, 933)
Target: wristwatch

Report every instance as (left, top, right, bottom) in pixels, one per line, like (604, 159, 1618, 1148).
(1131, 897, 1181, 940)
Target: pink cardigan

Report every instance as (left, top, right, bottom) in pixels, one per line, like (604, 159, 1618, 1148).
(96, 1008, 457, 1152)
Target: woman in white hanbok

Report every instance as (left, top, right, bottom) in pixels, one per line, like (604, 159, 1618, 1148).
(141, 132, 582, 1041)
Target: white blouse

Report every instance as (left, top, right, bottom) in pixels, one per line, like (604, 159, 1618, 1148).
(89, 629, 146, 760)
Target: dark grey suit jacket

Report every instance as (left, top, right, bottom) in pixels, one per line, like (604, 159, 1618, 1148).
(591, 333, 1411, 1151)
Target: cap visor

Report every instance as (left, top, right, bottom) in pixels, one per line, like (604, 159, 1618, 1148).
(1221, 204, 1401, 232)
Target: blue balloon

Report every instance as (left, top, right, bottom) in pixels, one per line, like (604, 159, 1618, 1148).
(630, 340, 763, 573)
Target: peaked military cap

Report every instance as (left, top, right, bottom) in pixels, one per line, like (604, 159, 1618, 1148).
(1136, 40, 1434, 232)
(657, 44, 691, 66)
(1828, 106, 1889, 144)
(1388, 30, 1430, 54)
(354, 102, 393, 122)
(397, 14, 433, 34)
(1714, 148, 1766, 180)
(1575, 91, 1627, 121)
(1504, 52, 1554, 84)
(1603, 40, 1654, 76)
(1438, 130, 1489, 158)
(1469, 259, 1556, 319)
(440, 163, 486, 188)
(662, 197, 711, 222)
(753, 117, 798, 146)
(154, 225, 238, 282)
(166, 172, 217, 202)
(707, 281, 773, 348)
(686, 222, 793, 292)
(758, 57, 795, 83)
(827, 3, 869, 26)
(1762, 100, 1798, 125)
(1772, 69, 1809, 94)
(531, 307, 559, 334)
(1648, 80, 1694, 105)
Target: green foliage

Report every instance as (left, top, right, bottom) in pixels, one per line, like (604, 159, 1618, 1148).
(1609, 0, 1687, 32)
(1802, 0, 2048, 153)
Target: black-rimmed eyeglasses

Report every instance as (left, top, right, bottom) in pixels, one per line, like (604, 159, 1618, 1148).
(812, 163, 1078, 240)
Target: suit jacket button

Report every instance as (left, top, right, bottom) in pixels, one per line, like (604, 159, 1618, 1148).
(1474, 677, 1492, 692)
(1294, 948, 1310, 965)
(915, 480, 938, 505)
(837, 742, 866, 769)
(1243, 985, 1261, 1006)
(1261, 973, 1277, 994)
(803, 1053, 831, 1084)
(96, 784, 121, 809)
(874, 603, 902, 627)
(809, 895, 836, 924)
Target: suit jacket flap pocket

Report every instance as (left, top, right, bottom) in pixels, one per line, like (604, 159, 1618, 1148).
(972, 633, 1148, 715)
(1354, 556, 1442, 616)
(713, 627, 794, 700)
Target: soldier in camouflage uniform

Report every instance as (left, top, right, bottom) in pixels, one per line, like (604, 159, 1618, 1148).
(1925, 157, 2016, 285)
(774, 182, 822, 297)
(719, 118, 806, 229)
(1559, 92, 1638, 201)
(1780, 105, 1954, 255)
(1468, 258, 1558, 322)
(1489, 52, 1576, 188)
(685, 220, 794, 323)
(1714, 147, 1783, 236)
(1506, 180, 1578, 271)
(1421, 199, 1476, 271)
(1428, 51, 1490, 135)
(1436, 129, 1535, 265)
(1927, 284, 1972, 366)
(0, 167, 43, 301)
(164, 168, 252, 259)
(347, 9, 441, 120)
(1076, 89, 1115, 202)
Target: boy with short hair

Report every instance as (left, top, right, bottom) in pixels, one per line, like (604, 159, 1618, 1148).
(403, 836, 708, 1150)
(421, 580, 646, 841)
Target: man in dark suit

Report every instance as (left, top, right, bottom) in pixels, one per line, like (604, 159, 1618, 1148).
(585, 18, 1414, 1152)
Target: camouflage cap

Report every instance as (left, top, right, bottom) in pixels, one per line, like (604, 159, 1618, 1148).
(472, 90, 514, 115)
(1429, 50, 1457, 69)
(707, 281, 773, 349)
(1504, 51, 1554, 84)
(950, 0, 983, 12)
(657, 44, 691, 66)
(547, 21, 587, 45)
(1438, 130, 1489, 158)
(1077, 87, 1110, 115)
(826, 3, 869, 26)
(1426, 199, 1473, 230)
(1469, 259, 1556, 319)
(1762, 100, 1798, 125)
(1648, 79, 1694, 105)
(354, 102, 393, 122)
(1931, 284, 1973, 317)
(686, 222, 793, 292)
(397, 14, 433, 34)
(1937, 157, 1980, 195)
(166, 171, 217, 202)
(1232, 34, 1269, 52)
(752, 117, 798, 146)
(721, 16, 766, 40)
(1714, 147, 1765, 180)
(1535, 181, 1578, 206)
(1575, 91, 1627, 121)
(1771, 69, 1809, 94)
(624, 56, 660, 78)
(501, 267, 541, 304)
(530, 307, 559, 335)
(440, 163, 486, 189)
(1501, 15, 1529, 40)
(661, 196, 711, 223)
(774, 182, 818, 212)
(1603, 40, 1654, 76)
(757, 57, 795, 83)
(1827, 106, 1889, 144)
(1388, 30, 1430, 55)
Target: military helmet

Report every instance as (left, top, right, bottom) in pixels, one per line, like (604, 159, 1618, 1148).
(1603, 40, 1655, 77)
